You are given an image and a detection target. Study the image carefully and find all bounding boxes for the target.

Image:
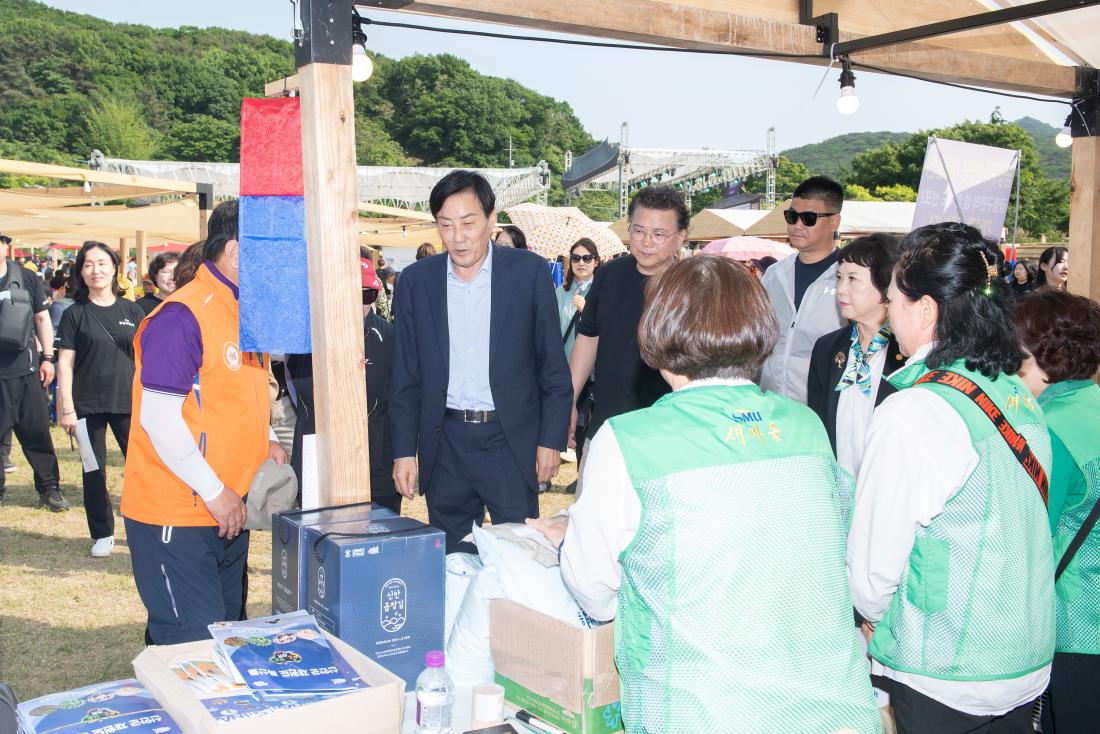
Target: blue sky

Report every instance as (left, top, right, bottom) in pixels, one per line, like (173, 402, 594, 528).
(40, 1, 1072, 154)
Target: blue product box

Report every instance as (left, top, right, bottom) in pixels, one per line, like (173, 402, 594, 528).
(305, 515, 446, 686)
(272, 502, 397, 614)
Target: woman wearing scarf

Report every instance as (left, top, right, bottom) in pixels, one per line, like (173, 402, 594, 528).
(807, 233, 903, 479)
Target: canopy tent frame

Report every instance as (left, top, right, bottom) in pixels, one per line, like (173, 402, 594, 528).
(288, 0, 1099, 506)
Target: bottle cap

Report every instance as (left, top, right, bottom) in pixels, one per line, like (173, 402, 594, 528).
(425, 650, 445, 668)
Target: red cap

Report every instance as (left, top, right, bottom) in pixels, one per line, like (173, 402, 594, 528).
(360, 258, 383, 290)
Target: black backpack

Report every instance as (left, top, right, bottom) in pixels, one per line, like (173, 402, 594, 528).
(0, 681, 17, 734)
(0, 263, 33, 353)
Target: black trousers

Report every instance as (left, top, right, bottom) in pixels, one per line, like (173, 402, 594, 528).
(1041, 652, 1100, 733)
(125, 517, 250, 645)
(893, 681, 1036, 734)
(0, 373, 61, 496)
(80, 412, 130, 540)
(425, 416, 538, 553)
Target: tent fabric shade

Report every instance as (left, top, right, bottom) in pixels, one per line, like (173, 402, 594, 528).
(744, 201, 918, 238)
(689, 208, 771, 240)
(504, 203, 627, 260)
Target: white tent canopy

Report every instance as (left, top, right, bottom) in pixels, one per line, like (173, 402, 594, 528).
(99, 158, 549, 212)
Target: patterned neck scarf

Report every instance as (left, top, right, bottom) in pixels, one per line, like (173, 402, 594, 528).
(836, 322, 892, 396)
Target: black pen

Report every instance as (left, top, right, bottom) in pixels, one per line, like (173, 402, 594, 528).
(514, 710, 566, 734)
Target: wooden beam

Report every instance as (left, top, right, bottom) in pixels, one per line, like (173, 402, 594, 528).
(0, 159, 201, 194)
(1068, 136, 1100, 301)
(265, 74, 301, 98)
(299, 61, 373, 506)
(357, 201, 436, 221)
(135, 230, 148, 292)
(396, 0, 1076, 96)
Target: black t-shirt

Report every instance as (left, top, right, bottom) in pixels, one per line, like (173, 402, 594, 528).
(793, 249, 840, 311)
(57, 299, 146, 415)
(135, 293, 163, 316)
(576, 255, 671, 438)
(0, 260, 49, 380)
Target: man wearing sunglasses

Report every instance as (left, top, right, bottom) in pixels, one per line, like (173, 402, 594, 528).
(759, 176, 847, 404)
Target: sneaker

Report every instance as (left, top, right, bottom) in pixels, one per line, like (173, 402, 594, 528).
(560, 448, 577, 463)
(3, 460, 14, 473)
(37, 487, 70, 512)
(91, 536, 115, 558)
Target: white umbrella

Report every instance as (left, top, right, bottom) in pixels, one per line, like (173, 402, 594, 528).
(504, 203, 627, 260)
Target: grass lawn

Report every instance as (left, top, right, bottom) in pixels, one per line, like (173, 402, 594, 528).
(0, 426, 576, 702)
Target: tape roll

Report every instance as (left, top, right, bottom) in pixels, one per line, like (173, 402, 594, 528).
(470, 682, 505, 727)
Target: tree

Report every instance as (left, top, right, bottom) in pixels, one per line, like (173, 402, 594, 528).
(158, 115, 240, 162)
(81, 95, 162, 159)
(845, 118, 1068, 238)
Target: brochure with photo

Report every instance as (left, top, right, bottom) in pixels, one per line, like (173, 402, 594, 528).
(207, 612, 368, 697)
(17, 679, 181, 734)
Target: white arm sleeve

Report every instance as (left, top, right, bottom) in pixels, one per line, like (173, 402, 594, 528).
(140, 389, 225, 502)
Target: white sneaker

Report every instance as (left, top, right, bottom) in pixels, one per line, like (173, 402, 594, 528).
(560, 448, 577, 463)
(91, 536, 115, 558)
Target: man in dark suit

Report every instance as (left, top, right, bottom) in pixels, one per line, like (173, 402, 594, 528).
(390, 170, 572, 551)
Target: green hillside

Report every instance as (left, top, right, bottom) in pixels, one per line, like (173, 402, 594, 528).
(782, 131, 910, 179)
(0, 0, 594, 174)
(1014, 116, 1072, 179)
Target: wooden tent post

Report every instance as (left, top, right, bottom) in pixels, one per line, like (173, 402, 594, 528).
(297, 0, 372, 505)
(135, 230, 148, 291)
(118, 237, 130, 279)
(1068, 67, 1099, 301)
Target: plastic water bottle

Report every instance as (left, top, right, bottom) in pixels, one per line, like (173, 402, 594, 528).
(415, 650, 454, 734)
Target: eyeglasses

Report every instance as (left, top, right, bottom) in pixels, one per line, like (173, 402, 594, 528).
(570, 253, 596, 263)
(627, 225, 677, 245)
(783, 209, 838, 227)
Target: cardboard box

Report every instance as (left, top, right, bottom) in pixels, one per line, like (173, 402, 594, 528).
(490, 599, 622, 734)
(133, 632, 405, 734)
(271, 502, 397, 614)
(305, 515, 446, 687)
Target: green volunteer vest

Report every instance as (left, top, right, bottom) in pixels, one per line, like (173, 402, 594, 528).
(1041, 380, 1100, 654)
(610, 385, 881, 734)
(869, 359, 1055, 681)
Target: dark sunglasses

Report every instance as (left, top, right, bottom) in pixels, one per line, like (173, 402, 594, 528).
(783, 209, 838, 227)
(570, 253, 596, 263)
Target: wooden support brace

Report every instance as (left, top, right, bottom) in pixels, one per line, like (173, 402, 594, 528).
(135, 230, 148, 291)
(1068, 136, 1100, 301)
(298, 61, 373, 505)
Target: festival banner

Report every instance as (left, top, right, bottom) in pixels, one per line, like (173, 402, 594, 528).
(911, 136, 1020, 242)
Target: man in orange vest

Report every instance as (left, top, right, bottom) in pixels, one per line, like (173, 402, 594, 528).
(122, 200, 287, 644)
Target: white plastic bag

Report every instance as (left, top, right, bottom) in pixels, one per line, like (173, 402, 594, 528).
(471, 524, 596, 629)
(444, 552, 482, 648)
(445, 557, 503, 686)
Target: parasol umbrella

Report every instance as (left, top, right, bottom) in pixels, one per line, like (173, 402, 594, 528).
(504, 203, 627, 260)
(700, 236, 796, 262)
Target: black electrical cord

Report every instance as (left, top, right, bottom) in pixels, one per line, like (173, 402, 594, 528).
(359, 16, 823, 60)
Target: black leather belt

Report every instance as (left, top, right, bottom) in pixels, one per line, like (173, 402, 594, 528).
(444, 408, 497, 423)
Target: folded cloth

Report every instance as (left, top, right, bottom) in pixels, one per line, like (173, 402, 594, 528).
(244, 459, 298, 530)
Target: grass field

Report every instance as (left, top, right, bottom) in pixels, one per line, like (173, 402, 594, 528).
(0, 426, 576, 702)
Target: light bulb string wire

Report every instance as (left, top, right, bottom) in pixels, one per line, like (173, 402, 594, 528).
(359, 13, 1083, 118)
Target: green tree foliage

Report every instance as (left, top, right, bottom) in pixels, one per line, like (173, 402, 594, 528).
(844, 117, 1069, 237)
(783, 132, 910, 180)
(81, 94, 162, 158)
(0, 0, 592, 181)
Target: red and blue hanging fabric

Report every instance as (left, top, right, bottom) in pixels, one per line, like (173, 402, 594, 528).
(238, 97, 312, 354)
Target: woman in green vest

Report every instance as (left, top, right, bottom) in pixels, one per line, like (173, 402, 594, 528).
(848, 222, 1055, 733)
(1015, 289, 1100, 733)
(529, 255, 881, 734)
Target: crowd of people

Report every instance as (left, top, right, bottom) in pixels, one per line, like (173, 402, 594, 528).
(0, 167, 1090, 733)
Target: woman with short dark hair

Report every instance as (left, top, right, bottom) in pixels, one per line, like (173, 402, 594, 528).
(56, 241, 147, 558)
(1015, 289, 1100, 733)
(530, 255, 881, 733)
(807, 233, 903, 478)
(136, 253, 179, 316)
(848, 223, 1055, 733)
